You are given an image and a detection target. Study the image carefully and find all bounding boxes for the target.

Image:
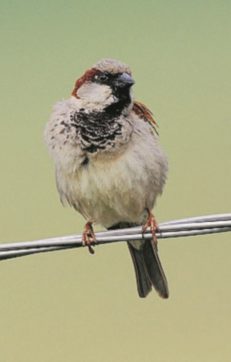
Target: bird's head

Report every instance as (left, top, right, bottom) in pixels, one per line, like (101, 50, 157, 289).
(71, 58, 135, 111)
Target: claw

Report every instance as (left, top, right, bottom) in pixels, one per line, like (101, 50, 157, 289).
(82, 221, 96, 254)
(142, 209, 159, 247)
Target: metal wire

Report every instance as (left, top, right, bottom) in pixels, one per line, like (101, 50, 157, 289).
(0, 213, 231, 261)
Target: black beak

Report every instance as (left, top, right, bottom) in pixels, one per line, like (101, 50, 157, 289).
(114, 73, 135, 88)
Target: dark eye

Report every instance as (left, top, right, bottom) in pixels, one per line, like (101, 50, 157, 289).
(94, 73, 109, 82)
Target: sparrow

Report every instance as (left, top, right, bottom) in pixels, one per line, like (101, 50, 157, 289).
(44, 58, 169, 298)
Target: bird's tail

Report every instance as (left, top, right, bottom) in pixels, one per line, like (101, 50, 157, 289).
(128, 240, 169, 298)
(108, 222, 169, 298)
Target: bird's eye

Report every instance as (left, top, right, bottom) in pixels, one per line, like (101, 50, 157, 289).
(94, 73, 108, 82)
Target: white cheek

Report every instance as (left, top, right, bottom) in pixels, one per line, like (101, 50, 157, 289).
(77, 83, 117, 106)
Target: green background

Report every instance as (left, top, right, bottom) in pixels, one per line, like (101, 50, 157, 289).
(1, 1, 231, 361)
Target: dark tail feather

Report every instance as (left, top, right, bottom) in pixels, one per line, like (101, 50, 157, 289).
(127, 243, 152, 297)
(128, 240, 169, 299)
(143, 240, 169, 298)
(108, 222, 169, 298)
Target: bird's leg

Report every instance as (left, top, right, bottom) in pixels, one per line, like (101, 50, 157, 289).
(82, 221, 96, 254)
(142, 209, 159, 248)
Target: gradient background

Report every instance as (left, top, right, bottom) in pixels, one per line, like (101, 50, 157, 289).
(1, 1, 231, 361)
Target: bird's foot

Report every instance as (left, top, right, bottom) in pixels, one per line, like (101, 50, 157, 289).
(82, 221, 96, 254)
(142, 209, 159, 247)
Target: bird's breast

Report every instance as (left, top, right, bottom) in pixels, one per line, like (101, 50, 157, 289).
(58, 128, 168, 228)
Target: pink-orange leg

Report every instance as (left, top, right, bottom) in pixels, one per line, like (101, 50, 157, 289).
(82, 221, 96, 254)
(142, 209, 159, 247)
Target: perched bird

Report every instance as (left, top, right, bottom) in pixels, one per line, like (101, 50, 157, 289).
(45, 58, 169, 298)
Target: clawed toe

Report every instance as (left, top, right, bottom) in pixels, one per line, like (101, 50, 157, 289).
(142, 209, 159, 247)
(82, 222, 96, 254)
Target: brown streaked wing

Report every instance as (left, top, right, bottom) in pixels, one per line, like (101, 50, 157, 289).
(133, 101, 159, 135)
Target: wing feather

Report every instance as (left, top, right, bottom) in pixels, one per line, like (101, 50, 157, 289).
(133, 101, 159, 135)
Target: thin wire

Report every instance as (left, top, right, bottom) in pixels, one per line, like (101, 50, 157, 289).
(161, 213, 231, 225)
(0, 213, 231, 261)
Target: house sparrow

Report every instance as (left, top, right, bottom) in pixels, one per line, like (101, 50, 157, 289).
(44, 58, 169, 298)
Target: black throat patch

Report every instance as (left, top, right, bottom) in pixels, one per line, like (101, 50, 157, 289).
(70, 92, 131, 153)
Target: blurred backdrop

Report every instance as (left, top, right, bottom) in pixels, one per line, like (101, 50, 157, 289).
(0, 1, 231, 361)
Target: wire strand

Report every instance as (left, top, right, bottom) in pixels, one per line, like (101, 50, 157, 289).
(0, 213, 231, 261)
